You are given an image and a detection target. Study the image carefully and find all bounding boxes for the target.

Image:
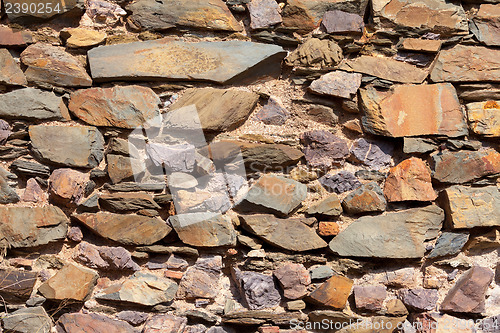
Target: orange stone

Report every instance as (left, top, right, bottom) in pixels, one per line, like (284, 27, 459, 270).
(318, 222, 340, 236)
(164, 270, 184, 280)
(308, 275, 353, 309)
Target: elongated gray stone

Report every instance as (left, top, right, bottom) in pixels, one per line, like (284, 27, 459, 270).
(88, 39, 286, 84)
(329, 206, 444, 258)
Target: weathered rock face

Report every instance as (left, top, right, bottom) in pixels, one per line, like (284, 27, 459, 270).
(360, 84, 467, 137)
(0, 269, 37, 303)
(21, 43, 92, 87)
(440, 185, 500, 229)
(307, 275, 354, 309)
(142, 314, 187, 333)
(29, 125, 104, 168)
(57, 313, 137, 333)
(2, 306, 52, 333)
(39, 263, 98, 301)
(466, 100, 500, 137)
(0, 26, 33, 46)
(273, 263, 311, 300)
(0, 48, 27, 86)
(285, 38, 343, 68)
(127, 0, 242, 31)
(372, 0, 468, 35)
(307, 194, 343, 217)
(61, 28, 107, 48)
(240, 214, 327, 251)
(319, 171, 361, 194)
(321, 10, 364, 34)
(106, 155, 144, 184)
(471, 4, 500, 46)
(329, 206, 444, 258)
(342, 182, 387, 214)
(353, 285, 387, 311)
(177, 256, 221, 300)
(441, 266, 494, 314)
(398, 288, 438, 311)
(0, 166, 19, 204)
(0, 88, 69, 121)
(232, 267, 281, 310)
(99, 192, 160, 212)
(74, 212, 172, 245)
(88, 39, 286, 84)
(300, 131, 349, 169)
(384, 157, 437, 202)
(309, 71, 362, 99)
(428, 232, 469, 259)
(430, 149, 500, 184)
(68, 86, 161, 128)
(169, 213, 236, 247)
(49, 168, 89, 207)
(430, 45, 500, 82)
(340, 56, 429, 84)
(167, 88, 259, 132)
(0, 206, 69, 248)
(349, 138, 393, 170)
(255, 96, 290, 125)
(400, 38, 442, 53)
(248, 0, 282, 30)
(97, 272, 178, 306)
(74, 241, 140, 271)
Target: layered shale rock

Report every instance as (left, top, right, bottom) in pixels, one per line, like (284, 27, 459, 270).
(56, 313, 137, 333)
(0, 48, 27, 86)
(307, 275, 354, 309)
(466, 100, 500, 137)
(470, 4, 500, 46)
(0, 88, 69, 121)
(39, 263, 98, 301)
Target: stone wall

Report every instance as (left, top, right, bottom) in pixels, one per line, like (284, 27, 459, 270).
(0, 0, 500, 332)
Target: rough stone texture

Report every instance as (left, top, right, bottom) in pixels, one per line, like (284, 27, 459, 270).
(0, 269, 38, 303)
(29, 125, 104, 168)
(0, 88, 69, 121)
(88, 39, 286, 84)
(97, 272, 178, 306)
(285, 38, 343, 68)
(440, 185, 500, 229)
(349, 138, 393, 170)
(68, 86, 161, 128)
(39, 263, 98, 301)
(384, 157, 437, 202)
(0, 206, 69, 248)
(403, 137, 438, 154)
(0, 26, 33, 46)
(308, 275, 354, 309)
(169, 213, 237, 247)
(248, 0, 282, 30)
(49, 168, 89, 207)
(321, 10, 364, 33)
(428, 232, 469, 259)
(342, 182, 387, 214)
(74, 212, 172, 245)
(430, 149, 500, 184)
(466, 100, 500, 137)
(398, 288, 438, 312)
(309, 71, 362, 99)
(99, 192, 160, 212)
(74, 241, 140, 271)
(127, 0, 242, 32)
(231, 267, 281, 310)
(2, 306, 52, 333)
(319, 171, 361, 194)
(168, 88, 259, 132)
(471, 4, 500, 46)
(239, 174, 307, 216)
(0, 48, 27, 86)
(142, 314, 187, 333)
(21, 43, 92, 87)
(360, 84, 467, 137)
(56, 313, 138, 333)
(307, 194, 343, 217)
(254, 97, 290, 125)
(273, 263, 311, 300)
(300, 130, 349, 169)
(0, 166, 19, 204)
(400, 38, 442, 53)
(353, 285, 387, 311)
(441, 266, 494, 314)
(61, 28, 106, 48)
(107, 155, 144, 184)
(340, 55, 429, 84)
(430, 45, 500, 82)
(329, 206, 444, 258)
(177, 256, 221, 300)
(240, 214, 327, 252)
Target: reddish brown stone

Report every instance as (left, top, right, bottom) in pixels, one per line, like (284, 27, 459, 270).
(273, 263, 311, 300)
(176, 256, 222, 300)
(57, 313, 137, 333)
(21, 178, 46, 203)
(318, 222, 340, 236)
(471, 4, 500, 46)
(38, 263, 98, 301)
(342, 182, 387, 214)
(49, 168, 89, 207)
(384, 157, 437, 202)
(165, 270, 184, 280)
(400, 38, 441, 53)
(142, 314, 187, 333)
(399, 288, 438, 311)
(353, 285, 387, 311)
(0, 26, 32, 46)
(307, 275, 353, 309)
(0, 48, 27, 86)
(300, 130, 349, 169)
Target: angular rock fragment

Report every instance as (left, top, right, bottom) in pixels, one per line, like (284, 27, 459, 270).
(127, 0, 242, 31)
(88, 39, 286, 84)
(285, 38, 342, 68)
(0, 269, 37, 303)
(169, 213, 236, 247)
(400, 38, 442, 53)
(0, 206, 68, 248)
(0, 165, 19, 204)
(21, 43, 92, 87)
(255, 97, 290, 125)
(74, 241, 140, 271)
(308, 275, 353, 309)
(318, 222, 340, 236)
(428, 232, 469, 258)
(329, 206, 444, 258)
(0, 88, 69, 121)
(430, 149, 500, 184)
(0, 26, 33, 46)
(384, 157, 437, 202)
(74, 212, 171, 245)
(441, 266, 494, 314)
(248, 0, 282, 30)
(403, 137, 438, 154)
(440, 185, 500, 229)
(10, 159, 50, 178)
(107, 154, 145, 184)
(273, 263, 311, 300)
(2, 306, 52, 333)
(0, 120, 10, 145)
(353, 285, 387, 311)
(60, 28, 106, 48)
(142, 314, 187, 333)
(300, 130, 349, 169)
(69, 86, 161, 128)
(471, 4, 500, 46)
(398, 288, 438, 312)
(342, 182, 386, 214)
(39, 263, 98, 301)
(431, 45, 500, 82)
(99, 192, 160, 212)
(319, 171, 361, 194)
(240, 214, 327, 251)
(97, 272, 178, 306)
(321, 10, 364, 34)
(49, 168, 89, 207)
(466, 100, 500, 137)
(360, 84, 467, 137)
(349, 138, 393, 170)
(309, 71, 362, 99)
(57, 313, 137, 333)
(0, 48, 27, 86)
(177, 256, 222, 300)
(307, 194, 343, 217)
(29, 125, 104, 168)
(231, 267, 281, 310)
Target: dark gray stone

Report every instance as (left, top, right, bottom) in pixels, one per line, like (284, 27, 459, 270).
(231, 267, 281, 310)
(403, 137, 438, 154)
(300, 130, 349, 169)
(428, 232, 469, 259)
(0, 165, 19, 204)
(319, 171, 361, 194)
(399, 288, 439, 311)
(10, 159, 51, 178)
(2, 306, 51, 333)
(349, 138, 393, 170)
(0, 88, 69, 121)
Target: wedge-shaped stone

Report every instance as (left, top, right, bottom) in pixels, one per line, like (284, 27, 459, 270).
(0, 26, 33, 46)
(127, 0, 242, 31)
(339, 55, 429, 84)
(329, 206, 444, 258)
(360, 84, 467, 137)
(471, 4, 500, 46)
(308, 275, 353, 309)
(57, 313, 137, 333)
(88, 39, 286, 84)
(99, 192, 161, 212)
(169, 213, 237, 247)
(2, 306, 51, 333)
(440, 185, 500, 229)
(240, 214, 327, 252)
(0, 206, 68, 248)
(74, 212, 172, 245)
(0, 48, 26, 86)
(69, 86, 160, 128)
(39, 263, 98, 301)
(372, 0, 468, 35)
(0, 88, 69, 121)
(466, 100, 500, 137)
(431, 45, 500, 82)
(97, 272, 178, 306)
(0, 269, 37, 303)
